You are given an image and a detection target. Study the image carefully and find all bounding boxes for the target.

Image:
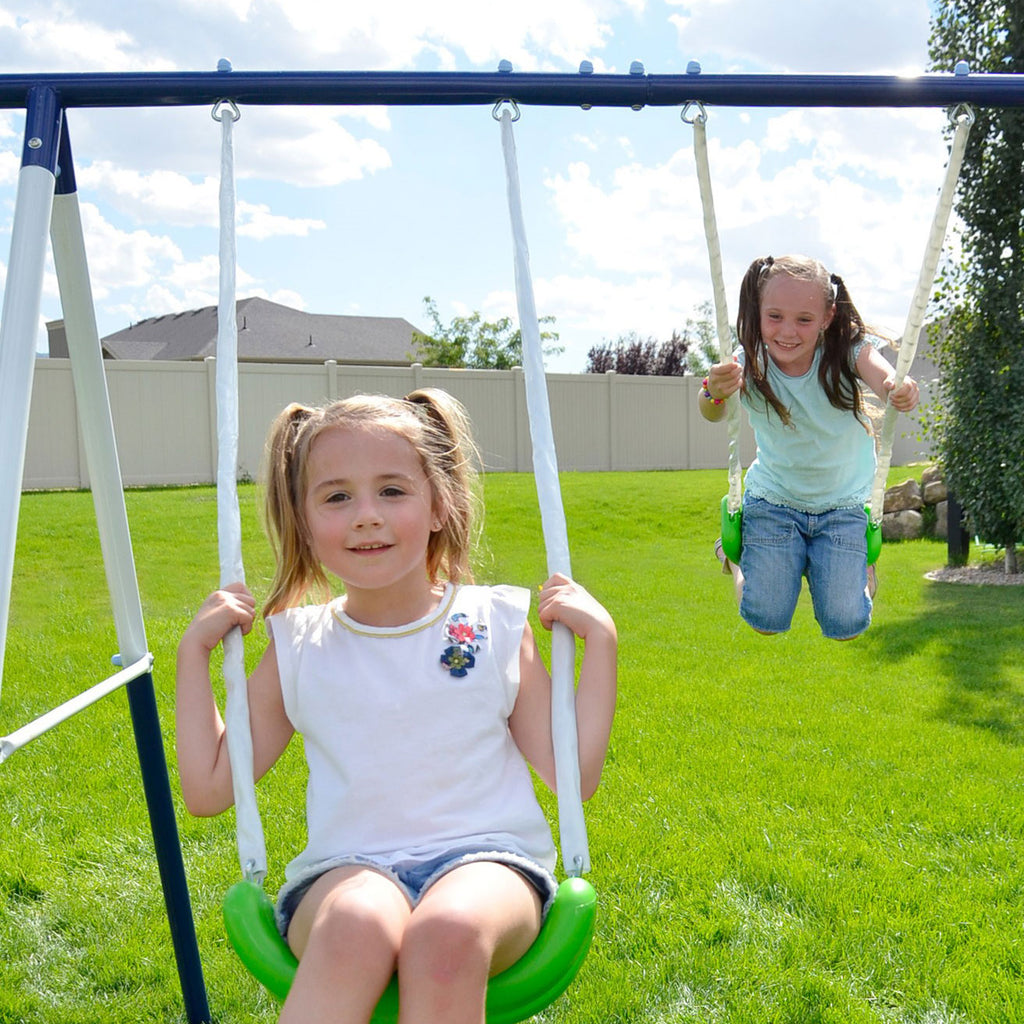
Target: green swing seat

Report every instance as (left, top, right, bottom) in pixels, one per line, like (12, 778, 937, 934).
(223, 874, 597, 1024)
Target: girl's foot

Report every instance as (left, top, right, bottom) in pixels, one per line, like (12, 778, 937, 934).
(714, 538, 732, 575)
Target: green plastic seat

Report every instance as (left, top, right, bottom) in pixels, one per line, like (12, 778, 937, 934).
(223, 874, 597, 1023)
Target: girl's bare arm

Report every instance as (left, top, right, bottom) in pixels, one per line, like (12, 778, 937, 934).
(175, 586, 293, 816)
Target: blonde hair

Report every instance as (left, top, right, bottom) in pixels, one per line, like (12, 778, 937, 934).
(261, 388, 480, 616)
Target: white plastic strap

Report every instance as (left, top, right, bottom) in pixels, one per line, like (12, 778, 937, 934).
(213, 103, 267, 883)
(869, 106, 974, 524)
(688, 109, 743, 514)
(498, 107, 589, 877)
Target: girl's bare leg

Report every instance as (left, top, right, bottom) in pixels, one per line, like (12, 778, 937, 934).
(396, 862, 542, 1024)
(280, 866, 411, 1024)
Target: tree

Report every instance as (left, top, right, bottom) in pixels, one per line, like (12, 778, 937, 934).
(928, 1, 1024, 572)
(681, 300, 732, 378)
(410, 296, 562, 369)
(586, 332, 664, 375)
(583, 302, 728, 376)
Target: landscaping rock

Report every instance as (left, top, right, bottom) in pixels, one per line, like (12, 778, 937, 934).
(882, 509, 924, 541)
(884, 478, 924, 513)
(922, 478, 948, 505)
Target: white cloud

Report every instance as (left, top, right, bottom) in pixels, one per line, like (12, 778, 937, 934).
(665, 0, 930, 73)
(74, 160, 329, 239)
(0, 151, 18, 188)
(0, 5, 175, 72)
(232, 108, 392, 187)
(76, 162, 218, 227)
(252, 0, 632, 69)
(545, 149, 718, 278)
(237, 201, 324, 240)
(76, 201, 185, 295)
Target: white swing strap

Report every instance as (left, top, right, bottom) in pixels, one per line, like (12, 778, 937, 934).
(497, 101, 589, 877)
(213, 98, 267, 884)
(869, 105, 975, 524)
(685, 103, 743, 515)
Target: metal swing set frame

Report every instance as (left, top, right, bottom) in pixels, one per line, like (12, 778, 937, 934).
(1, 62, 1023, 1024)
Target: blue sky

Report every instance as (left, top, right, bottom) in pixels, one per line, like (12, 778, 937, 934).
(0, 1, 951, 372)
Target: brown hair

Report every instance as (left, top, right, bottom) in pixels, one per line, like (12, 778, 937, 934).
(261, 388, 480, 616)
(736, 254, 873, 428)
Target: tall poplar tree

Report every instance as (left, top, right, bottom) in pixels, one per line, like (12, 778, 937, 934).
(928, 1, 1024, 571)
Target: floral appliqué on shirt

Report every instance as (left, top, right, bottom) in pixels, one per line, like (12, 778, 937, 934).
(440, 612, 488, 678)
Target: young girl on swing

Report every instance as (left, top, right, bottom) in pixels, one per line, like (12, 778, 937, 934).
(700, 254, 920, 640)
(175, 388, 617, 1024)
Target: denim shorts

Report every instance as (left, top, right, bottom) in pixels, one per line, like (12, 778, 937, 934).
(739, 497, 872, 640)
(275, 847, 558, 938)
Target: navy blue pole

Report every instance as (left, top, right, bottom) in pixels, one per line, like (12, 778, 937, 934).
(20, 85, 62, 168)
(124, 672, 212, 1024)
(0, 68, 1022, 110)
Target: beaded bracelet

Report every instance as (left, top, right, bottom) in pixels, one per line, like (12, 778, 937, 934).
(701, 377, 724, 405)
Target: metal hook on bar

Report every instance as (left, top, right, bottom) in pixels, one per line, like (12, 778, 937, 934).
(492, 98, 521, 122)
(950, 102, 976, 128)
(211, 98, 241, 122)
(680, 100, 707, 125)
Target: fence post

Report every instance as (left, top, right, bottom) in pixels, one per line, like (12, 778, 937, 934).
(605, 371, 616, 471)
(512, 367, 529, 471)
(204, 356, 218, 484)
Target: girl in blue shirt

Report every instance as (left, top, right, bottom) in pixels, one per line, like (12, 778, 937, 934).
(700, 255, 920, 639)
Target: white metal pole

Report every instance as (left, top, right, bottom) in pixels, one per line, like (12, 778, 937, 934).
(0, 89, 61, 694)
(50, 189, 149, 664)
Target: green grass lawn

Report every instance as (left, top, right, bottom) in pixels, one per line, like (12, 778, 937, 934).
(1, 471, 1022, 1024)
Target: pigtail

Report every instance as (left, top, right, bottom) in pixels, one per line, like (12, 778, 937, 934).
(818, 272, 871, 429)
(736, 255, 793, 426)
(403, 388, 480, 585)
(262, 403, 330, 616)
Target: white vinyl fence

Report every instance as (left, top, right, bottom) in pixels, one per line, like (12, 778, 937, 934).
(22, 358, 932, 490)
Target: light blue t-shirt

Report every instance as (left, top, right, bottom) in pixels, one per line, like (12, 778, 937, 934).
(738, 343, 876, 513)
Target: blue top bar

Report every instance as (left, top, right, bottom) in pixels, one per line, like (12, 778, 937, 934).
(0, 69, 1022, 110)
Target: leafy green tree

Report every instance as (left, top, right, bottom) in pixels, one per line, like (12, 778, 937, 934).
(682, 300, 733, 377)
(410, 296, 562, 369)
(928, 1, 1024, 571)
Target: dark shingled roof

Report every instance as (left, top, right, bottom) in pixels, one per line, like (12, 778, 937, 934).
(94, 297, 421, 365)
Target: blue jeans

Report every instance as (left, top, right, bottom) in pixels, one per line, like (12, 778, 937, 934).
(739, 497, 872, 640)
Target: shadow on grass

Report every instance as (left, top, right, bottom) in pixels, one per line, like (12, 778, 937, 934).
(862, 578, 1024, 745)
